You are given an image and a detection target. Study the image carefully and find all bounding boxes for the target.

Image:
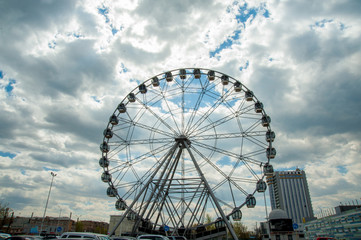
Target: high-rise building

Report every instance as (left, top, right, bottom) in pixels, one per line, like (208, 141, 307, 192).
(266, 168, 314, 225)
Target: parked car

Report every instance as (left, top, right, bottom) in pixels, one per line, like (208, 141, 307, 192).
(4, 237, 30, 240)
(60, 232, 109, 240)
(42, 234, 57, 239)
(110, 237, 136, 240)
(136, 235, 169, 240)
(13, 235, 43, 240)
(0, 234, 11, 240)
(167, 237, 186, 240)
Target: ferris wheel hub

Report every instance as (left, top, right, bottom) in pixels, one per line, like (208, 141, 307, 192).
(175, 135, 191, 148)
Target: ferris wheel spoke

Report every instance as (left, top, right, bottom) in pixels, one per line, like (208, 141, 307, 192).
(108, 142, 174, 175)
(229, 178, 250, 196)
(134, 96, 179, 136)
(189, 146, 228, 179)
(191, 140, 264, 165)
(184, 80, 209, 135)
(189, 131, 263, 141)
(116, 117, 175, 138)
(186, 88, 234, 136)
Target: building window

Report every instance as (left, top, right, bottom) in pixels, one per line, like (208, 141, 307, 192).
(288, 235, 293, 240)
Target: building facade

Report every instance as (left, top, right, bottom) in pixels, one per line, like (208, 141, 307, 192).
(266, 168, 314, 226)
(304, 205, 361, 240)
(108, 215, 137, 236)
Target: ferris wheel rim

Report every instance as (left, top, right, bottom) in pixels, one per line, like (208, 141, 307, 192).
(100, 68, 275, 233)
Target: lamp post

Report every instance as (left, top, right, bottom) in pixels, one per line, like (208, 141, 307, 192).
(40, 171, 57, 234)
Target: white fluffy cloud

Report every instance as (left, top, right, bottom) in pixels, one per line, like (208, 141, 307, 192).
(0, 0, 360, 231)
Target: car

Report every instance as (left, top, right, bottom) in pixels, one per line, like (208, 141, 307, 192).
(0, 234, 11, 240)
(167, 237, 186, 240)
(60, 232, 110, 240)
(316, 238, 336, 240)
(4, 237, 31, 240)
(14, 235, 43, 240)
(42, 234, 57, 240)
(110, 237, 136, 240)
(136, 235, 169, 240)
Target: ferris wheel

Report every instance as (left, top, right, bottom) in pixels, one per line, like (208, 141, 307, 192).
(99, 68, 275, 239)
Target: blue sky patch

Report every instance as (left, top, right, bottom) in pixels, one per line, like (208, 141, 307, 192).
(0, 151, 16, 159)
(48, 40, 56, 49)
(43, 167, 59, 172)
(337, 165, 348, 175)
(239, 60, 249, 71)
(119, 63, 128, 74)
(112, 27, 118, 35)
(5, 79, 16, 95)
(21, 169, 26, 175)
(91, 96, 100, 103)
(0, 70, 3, 79)
(210, 3, 268, 58)
(217, 156, 232, 166)
(98, 6, 110, 23)
(236, 4, 258, 26)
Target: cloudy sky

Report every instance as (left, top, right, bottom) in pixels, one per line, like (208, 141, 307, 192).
(1, 0, 361, 231)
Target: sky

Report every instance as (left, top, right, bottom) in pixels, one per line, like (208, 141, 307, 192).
(1, 0, 361, 231)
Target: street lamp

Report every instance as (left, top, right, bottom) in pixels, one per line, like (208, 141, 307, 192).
(40, 171, 57, 234)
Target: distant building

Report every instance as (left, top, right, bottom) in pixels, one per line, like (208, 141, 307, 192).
(77, 220, 108, 234)
(266, 168, 315, 228)
(304, 204, 361, 240)
(108, 215, 137, 236)
(1, 216, 75, 235)
(260, 209, 305, 240)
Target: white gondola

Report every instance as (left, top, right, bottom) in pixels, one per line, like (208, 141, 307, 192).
(139, 84, 147, 94)
(109, 114, 118, 125)
(107, 186, 117, 197)
(99, 156, 109, 168)
(101, 171, 112, 183)
(267, 147, 276, 159)
(117, 103, 126, 113)
(232, 209, 242, 221)
(245, 90, 254, 101)
(193, 69, 201, 79)
(128, 93, 136, 102)
(165, 71, 173, 82)
(142, 218, 152, 228)
(127, 211, 137, 220)
(255, 101, 263, 113)
(103, 128, 113, 139)
(207, 70, 215, 81)
(215, 217, 225, 228)
(262, 115, 271, 127)
(263, 163, 274, 175)
(234, 81, 242, 92)
(179, 69, 187, 79)
(115, 198, 127, 211)
(221, 75, 229, 85)
(266, 130, 275, 142)
(100, 141, 109, 153)
(246, 194, 256, 208)
(256, 179, 267, 192)
(152, 76, 159, 87)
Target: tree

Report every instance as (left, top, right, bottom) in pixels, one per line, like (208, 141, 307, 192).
(75, 221, 84, 232)
(0, 201, 14, 231)
(204, 214, 215, 231)
(231, 221, 250, 239)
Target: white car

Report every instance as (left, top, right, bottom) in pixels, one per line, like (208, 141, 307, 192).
(60, 232, 110, 240)
(136, 235, 169, 240)
(167, 237, 187, 240)
(0, 234, 11, 240)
